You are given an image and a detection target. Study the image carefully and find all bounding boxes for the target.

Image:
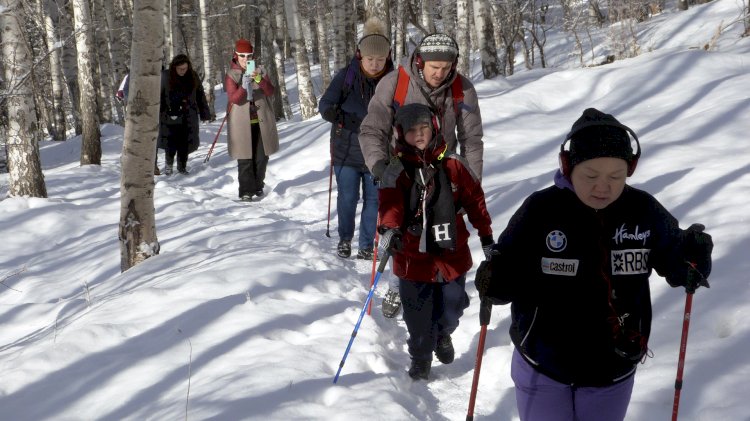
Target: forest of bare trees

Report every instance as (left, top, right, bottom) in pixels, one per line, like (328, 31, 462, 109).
(1, 0, 745, 270)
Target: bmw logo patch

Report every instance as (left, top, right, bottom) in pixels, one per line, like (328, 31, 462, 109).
(546, 230, 567, 252)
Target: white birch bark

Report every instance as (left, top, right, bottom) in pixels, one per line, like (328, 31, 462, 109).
(274, 0, 293, 119)
(1, 0, 48, 197)
(332, 0, 348, 71)
(394, 0, 406, 59)
(198, 0, 215, 117)
(315, 2, 332, 90)
(365, 0, 390, 42)
(258, 0, 284, 119)
(284, 0, 317, 119)
(92, 0, 114, 123)
(72, 0, 102, 164)
(58, 0, 82, 135)
(456, 0, 471, 76)
(119, 0, 164, 272)
(421, 0, 436, 33)
(472, 0, 500, 79)
(37, 0, 66, 140)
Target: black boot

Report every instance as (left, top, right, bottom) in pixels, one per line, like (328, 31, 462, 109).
(177, 160, 188, 174)
(408, 358, 431, 380)
(435, 335, 455, 364)
(165, 156, 174, 175)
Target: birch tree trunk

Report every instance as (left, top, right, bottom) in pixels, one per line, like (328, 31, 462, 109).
(456, 0, 471, 76)
(1, 0, 48, 197)
(332, 0, 348, 71)
(394, 0, 406, 59)
(315, 2, 332, 91)
(284, 0, 318, 119)
(198, 0, 216, 117)
(119, 0, 164, 272)
(365, 0, 390, 42)
(101, 0, 126, 125)
(72, 0, 102, 164)
(58, 0, 82, 135)
(472, 0, 500, 79)
(274, 0, 293, 119)
(40, 0, 67, 140)
(421, 0, 436, 33)
(258, 0, 284, 119)
(93, 0, 115, 124)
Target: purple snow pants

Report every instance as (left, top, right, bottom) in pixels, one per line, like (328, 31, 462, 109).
(511, 349, 634, 421)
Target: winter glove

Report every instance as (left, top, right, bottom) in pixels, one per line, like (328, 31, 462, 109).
(480, 235, 496, 261)
(321, 105, 341, 123)
(683, 223, 713, 293)
(379, 228, 403, 254)
(241, 74, 252, 93)
(371, 160, 387, 184)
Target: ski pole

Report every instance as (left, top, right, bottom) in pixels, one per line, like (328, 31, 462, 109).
(466, 298, 492, 421)
(672, 261, 708, 421)
(325, 139, 334, 237)
(333, 252, 391, 384)
(203, 103, 232, 163)
(366, 215, 380, 315)
(671, 289, 693, 421)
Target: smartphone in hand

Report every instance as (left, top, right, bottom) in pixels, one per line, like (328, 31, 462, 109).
(245, 60, 256, 76)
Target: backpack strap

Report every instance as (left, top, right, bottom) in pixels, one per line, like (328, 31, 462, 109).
(392, 66, 410, 111)
(341, 60, 358, 102)
(450, 76, 469, 114)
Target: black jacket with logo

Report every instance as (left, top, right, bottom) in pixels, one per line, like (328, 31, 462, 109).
(487, 178, 692, 386)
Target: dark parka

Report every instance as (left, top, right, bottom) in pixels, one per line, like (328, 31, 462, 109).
(158, 69, 210, 152)
(378, 135, 493, 283)
(319, 58, 394, 170)
(486, 178, 700, 387)
(358, 52, 484, 177)
(224, 60, 279, 159)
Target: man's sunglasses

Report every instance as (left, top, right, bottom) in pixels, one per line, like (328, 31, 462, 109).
(236, 53, 253, 58)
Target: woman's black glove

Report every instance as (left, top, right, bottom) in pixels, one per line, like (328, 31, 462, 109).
(683, 223, 713, 293)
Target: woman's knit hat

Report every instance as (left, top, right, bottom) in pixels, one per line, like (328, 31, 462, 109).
(235, 39, 253, 54)
(358, 17, 390, 57)
(417, 34, 459, 62)
(567, 108, 634, 167)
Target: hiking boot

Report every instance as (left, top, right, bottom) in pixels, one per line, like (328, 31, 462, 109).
(381, 287, 401, 319)
(408, 358, 431, 380)
(337, 240, 351, 258)
(356, 247, 378, 261)
(240, 194, 253, 202)
(435, 335, 455, 364)
(177, 161, 188, 174)
(164, 165, 173, 176)
(154, 166, 161, 176)
(255, 188, 264, 198)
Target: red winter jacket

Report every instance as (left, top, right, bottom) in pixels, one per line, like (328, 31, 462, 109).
(378, 137, 492, 282)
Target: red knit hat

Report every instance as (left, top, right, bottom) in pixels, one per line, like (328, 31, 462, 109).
(235, 39, 253, 54)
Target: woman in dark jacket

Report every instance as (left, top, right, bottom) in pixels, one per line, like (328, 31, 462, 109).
(319, 17, 394, 260)
(477, 108, 714, 421)
(158, 54, 211, 175)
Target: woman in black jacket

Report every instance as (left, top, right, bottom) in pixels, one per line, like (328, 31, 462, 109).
(477, 108, 714, 421)
(158, 54, 211, 175)
(318, 17, 393, 260)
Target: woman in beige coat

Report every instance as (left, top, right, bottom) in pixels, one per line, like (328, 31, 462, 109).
(224, 39, 279, 201)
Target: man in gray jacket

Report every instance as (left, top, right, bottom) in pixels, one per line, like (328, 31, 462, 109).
(358, 33, 485, 318)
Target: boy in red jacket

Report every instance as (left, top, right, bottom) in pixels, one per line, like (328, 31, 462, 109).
(378, 103, 494, 380)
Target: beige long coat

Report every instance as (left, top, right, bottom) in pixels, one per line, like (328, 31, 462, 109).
(224, 61, 279, 159)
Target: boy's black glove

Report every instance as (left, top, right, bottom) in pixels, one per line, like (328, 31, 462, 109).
(480, 235, 495, 261)
(683, 223, 713, 293)
(379, 228, 403, 253)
